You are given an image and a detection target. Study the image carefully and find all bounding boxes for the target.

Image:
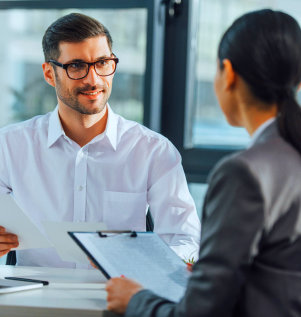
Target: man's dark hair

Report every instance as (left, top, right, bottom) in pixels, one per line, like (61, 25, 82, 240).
(42, 13, 113, 61)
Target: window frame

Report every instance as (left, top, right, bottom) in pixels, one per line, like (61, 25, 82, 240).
(160, 0, 241, 183)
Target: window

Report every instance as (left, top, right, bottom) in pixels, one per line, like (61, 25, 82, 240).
(188, 0, 301, 147)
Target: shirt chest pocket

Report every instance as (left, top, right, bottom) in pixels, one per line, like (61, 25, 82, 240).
(103, 191, 148, 231)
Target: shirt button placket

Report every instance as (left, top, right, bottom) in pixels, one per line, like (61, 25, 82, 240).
(73, 148, 88, 223)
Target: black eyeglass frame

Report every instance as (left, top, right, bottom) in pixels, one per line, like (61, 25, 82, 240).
(48, 56, 119, 80)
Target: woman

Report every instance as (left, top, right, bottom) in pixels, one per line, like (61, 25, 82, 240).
(106, 9, 301, 317)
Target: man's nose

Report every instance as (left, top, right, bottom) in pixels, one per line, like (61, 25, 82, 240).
(84, 64, 103, 84)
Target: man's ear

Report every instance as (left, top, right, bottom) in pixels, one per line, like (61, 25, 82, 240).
(222, 59, 236, 90)
(42, 62, 55, 87)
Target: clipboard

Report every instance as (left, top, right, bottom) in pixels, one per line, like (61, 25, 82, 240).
(68, 231, 190, 302)
(69, 230, 136, 278)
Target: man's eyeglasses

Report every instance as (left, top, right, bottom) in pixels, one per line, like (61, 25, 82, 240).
(48, 56, 119, 80)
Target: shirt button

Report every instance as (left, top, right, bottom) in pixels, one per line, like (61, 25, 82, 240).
(78, 185, 84, 191)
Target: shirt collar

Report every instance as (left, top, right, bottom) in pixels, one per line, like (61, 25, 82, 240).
(104, 104, 118, 151)
(47, 105, 65, 148)
(248, 117, 276, 148)
(47, 104, 118, 150)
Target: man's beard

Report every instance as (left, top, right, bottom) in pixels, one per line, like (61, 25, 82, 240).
(55, 75, 109, 115)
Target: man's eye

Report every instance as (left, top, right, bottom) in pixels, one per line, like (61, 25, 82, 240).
(69, 63, 86, 70)
(97, 60, 108, 66)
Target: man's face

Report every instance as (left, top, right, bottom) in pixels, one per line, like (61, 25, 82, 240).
(44, 35, 114, 115)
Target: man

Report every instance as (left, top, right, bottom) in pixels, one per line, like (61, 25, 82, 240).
(0, 13, 200, 268)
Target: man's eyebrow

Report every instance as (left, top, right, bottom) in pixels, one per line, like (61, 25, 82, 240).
(65, 55, 113, 64)
(65, 59, 85, 64)
(96, 55, 113, 60)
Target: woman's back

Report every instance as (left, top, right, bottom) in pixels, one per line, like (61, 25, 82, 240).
(199, 119, 301, 317)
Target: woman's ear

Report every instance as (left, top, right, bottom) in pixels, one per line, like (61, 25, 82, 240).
(222, 59, 236, 90)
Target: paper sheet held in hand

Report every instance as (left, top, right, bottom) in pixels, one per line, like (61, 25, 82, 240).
(0, 194, 51, 250)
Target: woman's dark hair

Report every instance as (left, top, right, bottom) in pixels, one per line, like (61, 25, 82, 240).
(218, 9, 301, 154)
(42, 13, 113, 62)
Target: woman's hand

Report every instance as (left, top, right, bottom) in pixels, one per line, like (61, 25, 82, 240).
(106, 276, 143, 314)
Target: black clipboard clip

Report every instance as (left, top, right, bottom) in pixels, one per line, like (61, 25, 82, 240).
(97, 230, 137, 238)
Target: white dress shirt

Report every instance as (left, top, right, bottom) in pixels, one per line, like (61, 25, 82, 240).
(0, 105, 200, 268)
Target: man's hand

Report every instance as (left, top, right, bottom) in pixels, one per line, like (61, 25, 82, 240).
(0, 226, 19, 257)
(106, 277, 143, 314)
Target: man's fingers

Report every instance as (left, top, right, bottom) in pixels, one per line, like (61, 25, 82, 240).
(0, 233, 18, 243)
(0, 233, 19, 252)
(0, 226, 6, 233)
(0, 242, 19, 250)
(0, 249, 11, 257)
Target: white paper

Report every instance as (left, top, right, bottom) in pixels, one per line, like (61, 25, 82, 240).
(43, 222, 107, 264)
(0, 194, 52, 250)
(71, 232, 190, 302)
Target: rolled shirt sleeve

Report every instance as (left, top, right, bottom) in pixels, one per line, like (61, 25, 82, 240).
(147, 139, 201, 261)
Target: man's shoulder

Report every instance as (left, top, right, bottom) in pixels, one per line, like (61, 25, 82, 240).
(118, 115, 172, 147)
(0, 113, 50, 140)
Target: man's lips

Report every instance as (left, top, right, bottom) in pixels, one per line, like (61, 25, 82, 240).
(79, 90, 104, 99)
(80, 90, 103, 95)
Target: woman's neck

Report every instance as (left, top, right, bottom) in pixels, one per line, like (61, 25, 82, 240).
(240, 102, 277, 136)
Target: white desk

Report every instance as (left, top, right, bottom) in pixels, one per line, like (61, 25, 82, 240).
(0, 265, 119, 317)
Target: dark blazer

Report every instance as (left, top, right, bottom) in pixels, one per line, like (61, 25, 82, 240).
(125, 121, 301, 317)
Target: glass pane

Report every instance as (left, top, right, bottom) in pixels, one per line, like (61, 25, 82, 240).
(188, 183, 208, 219)
(0, 8, 147, 127)
(189, 0, 301, 147)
